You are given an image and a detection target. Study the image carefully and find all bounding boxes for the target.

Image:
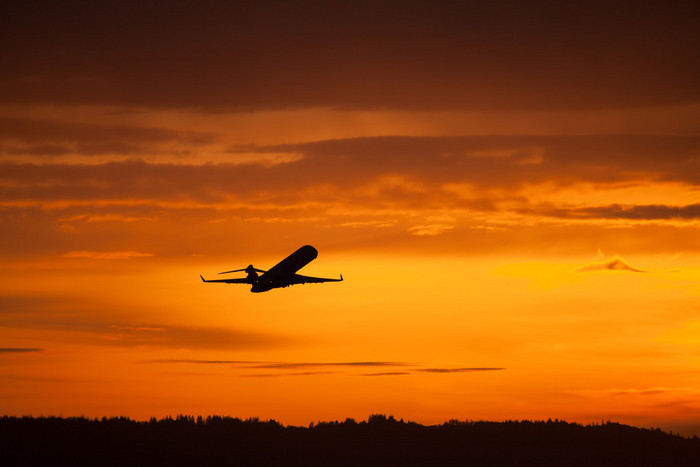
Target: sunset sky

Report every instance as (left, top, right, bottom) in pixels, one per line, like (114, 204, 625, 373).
(2, 1, 700, 435)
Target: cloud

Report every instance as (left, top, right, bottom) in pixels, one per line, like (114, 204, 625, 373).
(3, 135, 698, 205)
(571, 387, 700, 398)
(576, 258, 647, 273)
(249, 362, 410, 370)
(416, 367, 506, 373)
(1, 134, 698, 259)
(146, 360, 505, 377)
(62, 251, 154, 260)
(0, 117, 216, 157)
(0, 118, 214, 145)
(361, 372, 411, 376)
(145, 360, 258, 365)
(241, 371, 337, 378)
(341, 221, 396, 228)
(147, 360, 409, 369)
(2, 2, 697, 110)
(0, 348, 45, 353)
(407, 224, 454, 236)
(538, 204, 700, 221)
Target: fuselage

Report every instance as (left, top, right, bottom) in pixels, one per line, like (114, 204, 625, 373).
(251, 245, 318, 292)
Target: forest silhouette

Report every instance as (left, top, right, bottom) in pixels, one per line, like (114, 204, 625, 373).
(2, 414, 699, 466)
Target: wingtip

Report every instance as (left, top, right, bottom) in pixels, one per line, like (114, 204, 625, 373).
(200, 275, 205, 282)
(340, 274, 343, 281)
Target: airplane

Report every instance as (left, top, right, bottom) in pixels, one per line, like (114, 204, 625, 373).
(200, 245, 343, 293)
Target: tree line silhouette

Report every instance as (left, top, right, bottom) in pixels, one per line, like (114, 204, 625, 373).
(2, 414, 698, 466)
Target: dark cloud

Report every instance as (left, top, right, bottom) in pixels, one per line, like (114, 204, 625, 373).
(256, 135, 700, 187)
(0, 295, 60, 314)
(147, 360, 409, 369)
(2, 1, 697, 110)
(251, 362, 410, 370)
(361, 372, 412, 376)
(0, 348, 45, 353)
(146, 359, 258, 365)
(0, 118, 216, 157)
(0, 144, 74, 157)
(416, 367, 506, 373)
(241, 371, 337, 378)
(0, 118, 215, 145)
(576, 258, 647, 273)
(538, 204, 700, 221)
(145, 360, 505, 377)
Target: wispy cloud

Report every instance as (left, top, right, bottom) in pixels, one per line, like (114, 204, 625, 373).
(571, 387, 700, 398)
(0, 348, 45, 353)
(147, 360, 409, 369)
(0, 117, 216, 157)
(537, 203, 700, 220)
(407, 224, 454, 236)
(146, 360, 505, 377)
(361, 372, 412, 376)
(241, 371, 337, 378)
(146, 359, 258, 365)
(416, 367, 506, 373)
(341, 220, 396, 228)
(62, 251, 154, 260)
(251, 362, 410, 370)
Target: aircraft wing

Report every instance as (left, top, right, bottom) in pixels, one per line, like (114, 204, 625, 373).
(200, 275, 251, 284)
(289, 273, 343, 285)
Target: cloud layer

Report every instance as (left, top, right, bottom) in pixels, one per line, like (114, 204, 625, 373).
(1, 133, 697, 258)
(2, 135, 699, 202)
(2, 1, 698, 111)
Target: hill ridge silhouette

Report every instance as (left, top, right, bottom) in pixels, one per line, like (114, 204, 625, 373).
(2, 414, 699, 466)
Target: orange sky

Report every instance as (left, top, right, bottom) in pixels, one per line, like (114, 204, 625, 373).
(1, 1, 700, 435)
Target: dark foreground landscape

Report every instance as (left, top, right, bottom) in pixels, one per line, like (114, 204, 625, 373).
(2, 415, 698, 466)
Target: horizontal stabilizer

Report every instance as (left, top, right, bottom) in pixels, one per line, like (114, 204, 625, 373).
(218, 267, 267, 274)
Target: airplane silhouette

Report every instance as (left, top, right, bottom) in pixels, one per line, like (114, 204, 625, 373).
(200, 245, 343, 293)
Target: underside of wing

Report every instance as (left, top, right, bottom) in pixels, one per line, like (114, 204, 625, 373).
(200, 275, 252, 284)
(290, 274, 343, 285)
